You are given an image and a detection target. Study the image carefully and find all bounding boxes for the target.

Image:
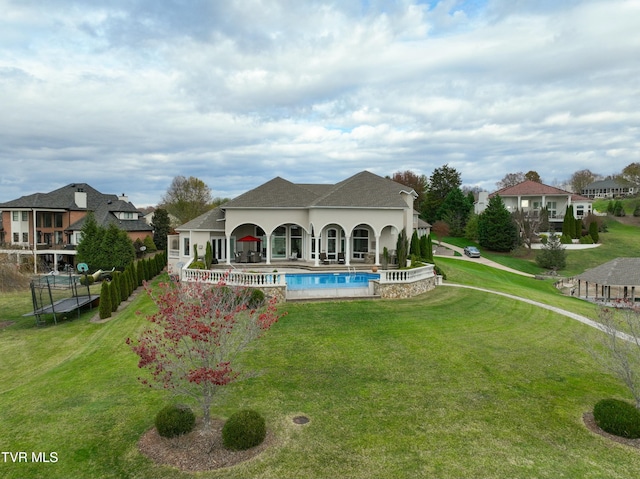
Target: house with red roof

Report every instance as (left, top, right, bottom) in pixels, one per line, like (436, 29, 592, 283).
(475, 180, 593, 225)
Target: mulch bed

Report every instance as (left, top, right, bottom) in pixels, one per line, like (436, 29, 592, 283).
(138, 419, 273, 472)
(583, 412, 640, 449)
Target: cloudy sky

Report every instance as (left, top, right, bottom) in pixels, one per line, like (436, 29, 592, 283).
(1, 0, 639, 207)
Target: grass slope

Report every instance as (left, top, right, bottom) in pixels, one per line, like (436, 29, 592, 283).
(1, 273, 639, 478)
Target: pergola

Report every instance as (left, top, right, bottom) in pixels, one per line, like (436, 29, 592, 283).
(574, 257, 640, 303)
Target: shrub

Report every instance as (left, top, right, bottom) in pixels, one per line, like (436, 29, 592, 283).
(222, 410, 266, 450)
(155, 404, 196, 438)
(559, 233, 573, 244)
(248, 288, 266, 309)
(579, 235, 594, 244)
(634, 204, 640, 217)
(539, 234, 548, 245)
(189, 261, 206, 270)
(593, 398, 640, 439)
(79, 275, 95, 286)
(433, 264, 447, 280)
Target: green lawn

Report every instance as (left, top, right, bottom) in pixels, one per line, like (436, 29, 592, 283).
(1, 267, 640, 478)
(443, 217, 640, 277)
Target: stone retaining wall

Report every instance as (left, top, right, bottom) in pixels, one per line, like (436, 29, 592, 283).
(372, 275, 437, 299)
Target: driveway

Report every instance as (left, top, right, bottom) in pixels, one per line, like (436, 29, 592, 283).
(434, 242, 535, 278)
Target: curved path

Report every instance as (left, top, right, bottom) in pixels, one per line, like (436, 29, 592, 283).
(434, 242, 535, 278)
(441, 283, 635, 342)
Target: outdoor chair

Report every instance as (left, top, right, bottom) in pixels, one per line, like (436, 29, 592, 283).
(319, 252, 330, 264)
(337, 252, 345, 264)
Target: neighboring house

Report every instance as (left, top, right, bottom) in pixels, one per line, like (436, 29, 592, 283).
(581, 179, 636, 199)
(0, 183, 152, 272)
(168, 170, 427, 272)
(475, 180, 593, 225)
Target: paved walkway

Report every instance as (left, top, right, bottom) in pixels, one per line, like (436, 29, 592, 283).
(441, 283, 636, 342)
(434, 242, 535, 278)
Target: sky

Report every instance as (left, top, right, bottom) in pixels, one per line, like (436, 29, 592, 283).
(1, 0, 639, 207)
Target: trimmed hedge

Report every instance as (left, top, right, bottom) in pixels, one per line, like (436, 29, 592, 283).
(222, 409, 266, 450)
(593, 398, 640, 439)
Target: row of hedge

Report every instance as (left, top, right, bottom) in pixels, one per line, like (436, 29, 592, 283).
(99, 252, 167, 320)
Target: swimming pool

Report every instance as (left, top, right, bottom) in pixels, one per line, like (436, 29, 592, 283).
(286, 272, 380, 290)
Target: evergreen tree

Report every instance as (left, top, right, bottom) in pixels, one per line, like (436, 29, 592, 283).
(419, 234, 429, 261)
(110, 273, 120, 312)
(478, 195, 518, 252)
(99, 281, 112, 320)
(535, 233, 566, 272)
(143, 235, 157, 252)
(136, 261, 144, 286)
(396, 229, 409, 268)
(76, 212, 102, 270)
(150, 208, 171, 252)
(205, 241, 213, 269)
(424, 235, 434, 262)
(422, 164, 462, 223)
(589, 221, 599, 243)
(437, 187, 473, 237)
(410, 230, 421, 258)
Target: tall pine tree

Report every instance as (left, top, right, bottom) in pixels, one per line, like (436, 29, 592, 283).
(478, 195, 518, 252)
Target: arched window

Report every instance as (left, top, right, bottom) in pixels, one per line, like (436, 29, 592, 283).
(352, 228, 369, 259)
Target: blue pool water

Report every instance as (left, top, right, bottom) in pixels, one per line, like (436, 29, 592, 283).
(286, 272, 380, 290)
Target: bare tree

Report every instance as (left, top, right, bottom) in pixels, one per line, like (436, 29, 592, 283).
(496, 172, 526, 190)
(569, 169, 597, 194)
(590, 304, 640, 408)
(391, 170, 428, 209)
(512, 209, 540, 250)
(620, 162, 640, 187)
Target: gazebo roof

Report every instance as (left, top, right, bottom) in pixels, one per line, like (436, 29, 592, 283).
(575, 258, 640, 286)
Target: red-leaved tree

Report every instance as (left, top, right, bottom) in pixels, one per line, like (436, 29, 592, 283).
(127, 279, 284, 427)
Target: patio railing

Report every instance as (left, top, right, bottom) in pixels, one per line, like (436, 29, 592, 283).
(182, 268, 286, 286)
(378, 265, 435, 283)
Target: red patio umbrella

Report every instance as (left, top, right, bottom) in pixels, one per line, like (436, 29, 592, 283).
(237, 235, 261, 251)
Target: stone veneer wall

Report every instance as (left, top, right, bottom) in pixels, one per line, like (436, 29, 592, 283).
(372, 275, 437, 299)
(258, 285, 287, 303)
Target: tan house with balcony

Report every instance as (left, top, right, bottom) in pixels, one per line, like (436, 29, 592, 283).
(0, 183, 152, 272)
(475, 180, 593, 226)
(167, 170, 428, 273)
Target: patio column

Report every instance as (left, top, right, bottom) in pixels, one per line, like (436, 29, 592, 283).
(265, 235, 271, 265)
(345, 233, 351, 267)
(225, 235, 231, 265)
(314, 236, 320, 267)
(374, 233, 381, 266)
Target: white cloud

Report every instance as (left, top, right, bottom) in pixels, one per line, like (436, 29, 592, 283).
(0, 0, 639, 207)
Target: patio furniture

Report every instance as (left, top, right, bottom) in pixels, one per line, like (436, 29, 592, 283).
(337, 252, 345, 264)
(319, 252, 330, 264)
(249, 251, 262, 263)
(239, 251, 249, 263)
(289, 253, 298, 261)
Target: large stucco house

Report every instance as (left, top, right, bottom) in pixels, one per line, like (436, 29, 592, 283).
(0, 183, 152, 272)
(168, 170, 429, 273)
(475, 180, 593, 225)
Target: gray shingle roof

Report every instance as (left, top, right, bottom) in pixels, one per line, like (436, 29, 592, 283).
(222, 170, 414, 210)
(311, 171, 414, 208)
(176, 207, 225, 231)
(223, 177, 321, 208)
(0, 183, 113, 210)
(575, 258, 640, 286)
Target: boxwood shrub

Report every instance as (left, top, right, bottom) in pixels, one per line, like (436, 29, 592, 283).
(155, 404, 196, 438)
(222, 409, 266, 450)
(593, 398, 640, 439)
